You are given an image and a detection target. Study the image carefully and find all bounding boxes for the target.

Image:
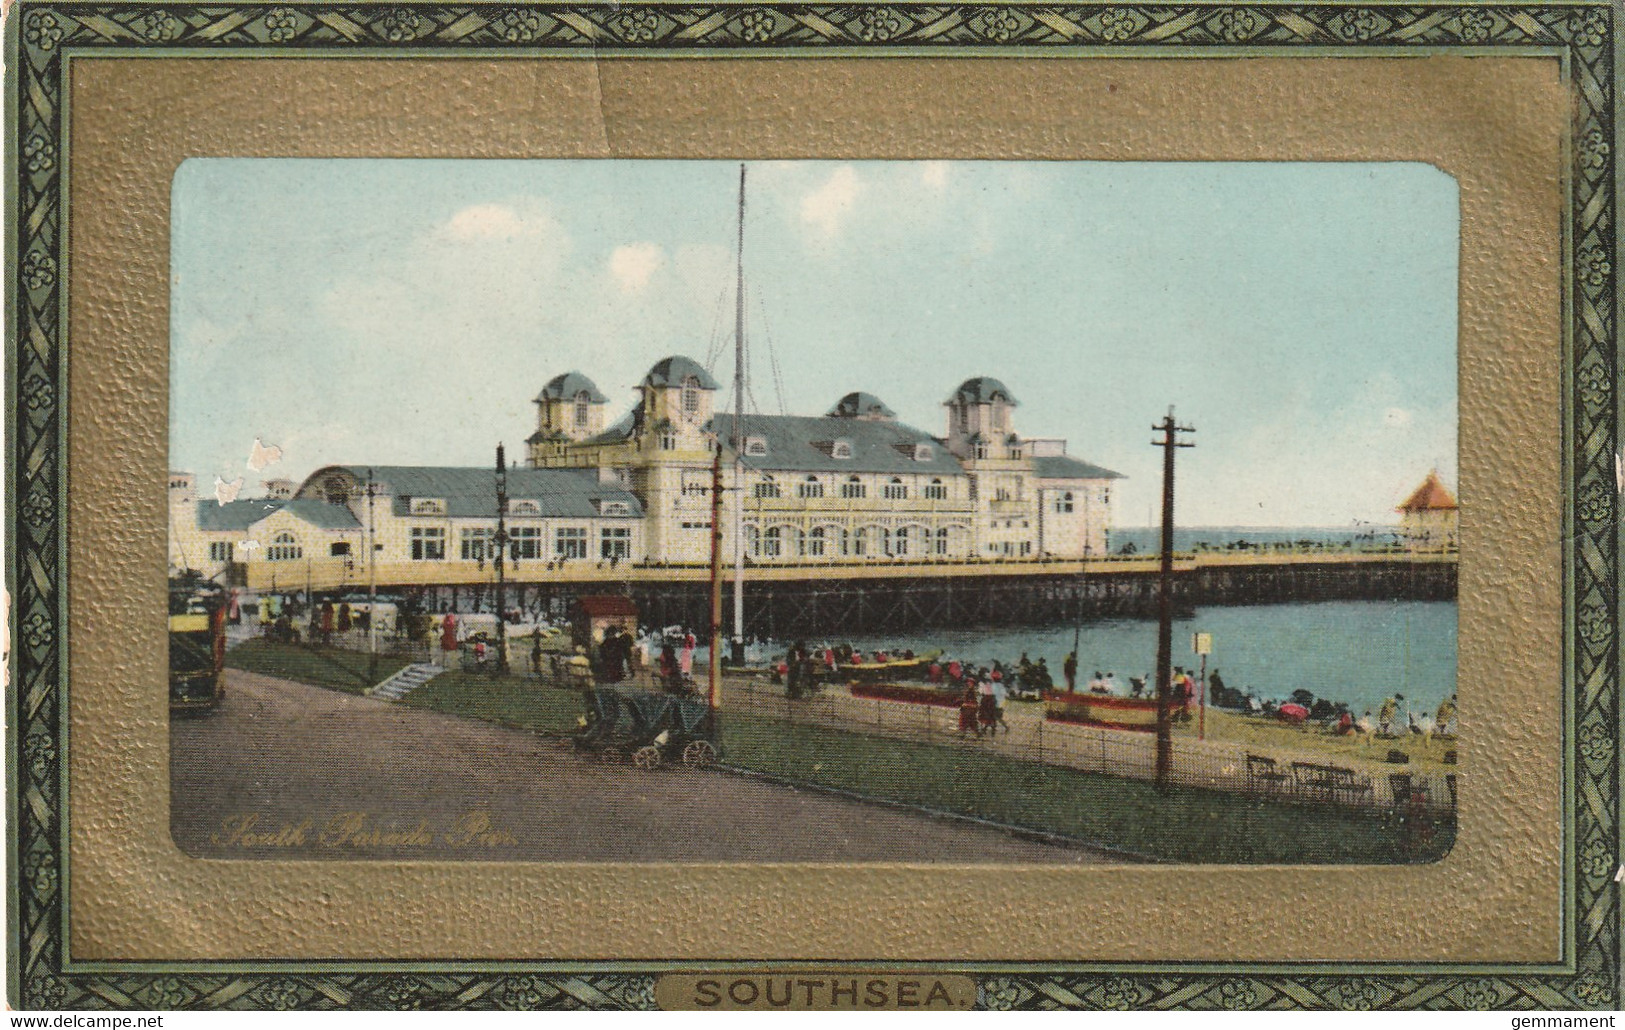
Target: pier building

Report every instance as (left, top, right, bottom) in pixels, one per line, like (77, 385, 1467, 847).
(526, 357, 1122, 566)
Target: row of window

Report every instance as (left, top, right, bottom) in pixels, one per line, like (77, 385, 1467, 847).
(253, 528, 635, 563)
(219, 521, 1087, 565)
(743, 524, 961, 559)
(413, 526, 631, 561)
(753, 475, 952, 501)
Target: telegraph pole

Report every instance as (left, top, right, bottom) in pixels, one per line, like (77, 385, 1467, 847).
(1152, 407, 1194, 790)
(708, 446, 725, 712)
(494, 443, 510, 673)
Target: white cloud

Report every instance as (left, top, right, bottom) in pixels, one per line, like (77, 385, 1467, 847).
(800, 166, 863, 237)
(608, 242, 666, 291)
(438, 203, 531, 241)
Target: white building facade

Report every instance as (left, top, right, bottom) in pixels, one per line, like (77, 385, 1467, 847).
(169, 358, 1122, 590)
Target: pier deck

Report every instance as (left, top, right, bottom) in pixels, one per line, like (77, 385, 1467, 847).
(247, 550, 1457, 637)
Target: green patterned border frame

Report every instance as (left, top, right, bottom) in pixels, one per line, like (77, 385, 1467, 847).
(5, 1, 1618, 1011)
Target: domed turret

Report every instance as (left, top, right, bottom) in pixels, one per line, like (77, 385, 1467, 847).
(536, 371, 608, 405)
(948, 376, 1018, 407)
(530, 371, 609, 461)
(828, 392, 895, 421)
(641, 356, 719, 391)
(640, 355, 719, 431)
(945, 376, 1019, 459)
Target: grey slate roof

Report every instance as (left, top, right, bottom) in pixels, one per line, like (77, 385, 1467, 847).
(949, 376, 1019, 407)
(1034, 455, 1124, 480)
(827, 392, 895, 419)
(710, 413, 965, 476)
(535, 371, 607, 404)
(195, 498, 285, 531)
(280, 498, 363, 530)
(641, 355, 719, 390)
(331, 466, 644, 519)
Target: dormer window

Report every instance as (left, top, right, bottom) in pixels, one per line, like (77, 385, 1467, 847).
(832, 439, 853, 459)
(512, 500, 541, 517)
(599, 500, 630, 517)
(745, 436, 768, 457)
(914, 443, 933, 461)
(410, 498, 445, 515)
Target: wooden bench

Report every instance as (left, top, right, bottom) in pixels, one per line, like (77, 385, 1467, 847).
(1292, 761, 1373, 806)
(1245, 753, 1289, 796)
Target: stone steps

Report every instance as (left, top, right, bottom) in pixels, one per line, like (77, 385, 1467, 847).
(369, 662, 443, 702)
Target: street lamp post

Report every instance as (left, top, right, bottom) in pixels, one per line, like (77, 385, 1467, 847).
(494, 443, 510, 674)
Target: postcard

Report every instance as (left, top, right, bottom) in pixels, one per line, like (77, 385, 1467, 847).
(6, 3, 1617, 1012)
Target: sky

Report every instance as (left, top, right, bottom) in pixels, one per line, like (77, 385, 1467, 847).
(170, 159, 1458, 527)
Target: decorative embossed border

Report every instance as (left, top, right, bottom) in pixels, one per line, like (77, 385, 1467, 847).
(5, 1, 1618, 1011)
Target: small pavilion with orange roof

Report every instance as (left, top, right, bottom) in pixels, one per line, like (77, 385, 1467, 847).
(1397, 470, 1459, 551)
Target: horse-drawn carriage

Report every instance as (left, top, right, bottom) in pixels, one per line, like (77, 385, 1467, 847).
(574, 686, 720, 771)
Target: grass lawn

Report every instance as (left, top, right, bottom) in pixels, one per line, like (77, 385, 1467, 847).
(395, 673, 1453, 863)
(401, 671, 583, 733)
(225, 639, 411, 694)
(722, 713, 1452, 863)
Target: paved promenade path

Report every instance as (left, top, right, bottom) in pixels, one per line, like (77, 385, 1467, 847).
(171, 669, 1113, 863)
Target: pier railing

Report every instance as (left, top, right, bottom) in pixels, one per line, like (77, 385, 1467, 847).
(244, 546, 1456, 591)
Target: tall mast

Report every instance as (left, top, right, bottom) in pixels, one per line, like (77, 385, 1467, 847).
(731, 162, 747, 657)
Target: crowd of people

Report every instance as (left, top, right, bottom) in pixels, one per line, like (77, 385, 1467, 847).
(239, 590, 383, 647)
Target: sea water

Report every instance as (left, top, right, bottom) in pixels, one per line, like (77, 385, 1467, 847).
(832, 600, 1458, 717)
